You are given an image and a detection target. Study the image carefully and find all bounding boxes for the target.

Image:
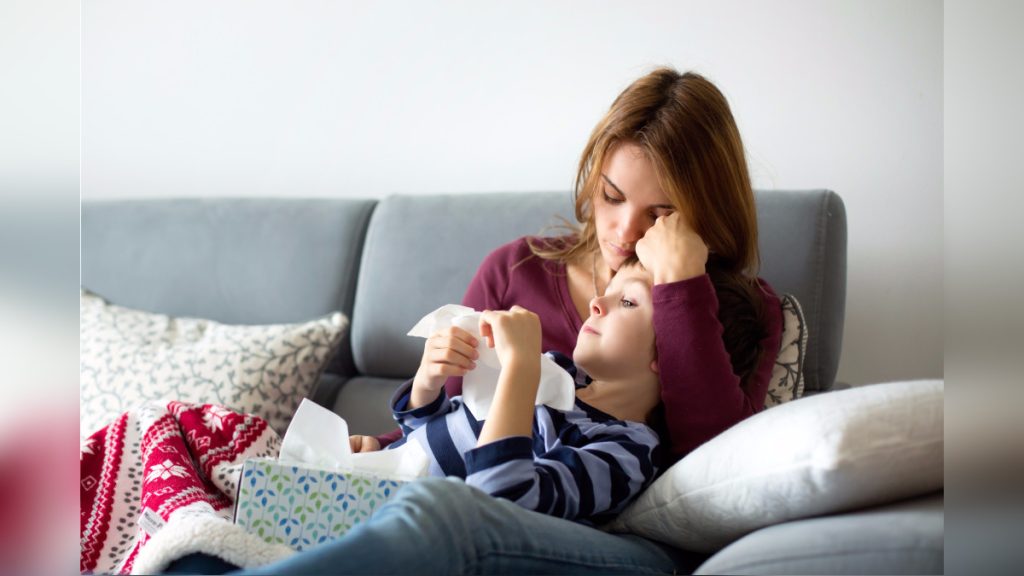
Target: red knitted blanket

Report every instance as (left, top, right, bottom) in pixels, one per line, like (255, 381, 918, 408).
(80, 401, 292, 574)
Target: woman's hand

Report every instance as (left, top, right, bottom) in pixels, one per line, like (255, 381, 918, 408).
(635, 211, 709, 285)
(349, 435, 381, 453)
(478, 306, 542, 370)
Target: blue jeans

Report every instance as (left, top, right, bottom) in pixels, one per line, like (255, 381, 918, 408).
(170, 477, 701, 575)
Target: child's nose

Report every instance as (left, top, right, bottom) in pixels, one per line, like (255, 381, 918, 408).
(590, 296, 605, 317)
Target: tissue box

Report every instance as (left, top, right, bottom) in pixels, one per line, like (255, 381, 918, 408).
(233, 458, 409, 551)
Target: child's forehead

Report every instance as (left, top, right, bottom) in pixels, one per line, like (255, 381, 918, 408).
(608, 266, 653, 292)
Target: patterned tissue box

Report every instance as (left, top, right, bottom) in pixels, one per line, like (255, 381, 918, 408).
(233, 458, 409, 551)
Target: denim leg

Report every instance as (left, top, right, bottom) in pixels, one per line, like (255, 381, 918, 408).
(232, 477, 677, 576)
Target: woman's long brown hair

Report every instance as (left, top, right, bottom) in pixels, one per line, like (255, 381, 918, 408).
(530, 68, 767, 388)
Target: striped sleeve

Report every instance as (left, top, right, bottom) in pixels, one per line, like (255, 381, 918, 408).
(389, 380, 453, 437)
(462, 412, 659, 521)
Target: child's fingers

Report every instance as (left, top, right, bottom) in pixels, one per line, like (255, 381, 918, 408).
(478, 312, 497, 348)
(447, 326, 479, 347)
(428, 347, 477, 370)
(427, 329, 479, 363)
(429, 362, 473, 379)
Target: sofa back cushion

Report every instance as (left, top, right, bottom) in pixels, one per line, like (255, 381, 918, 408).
(80, 198, 377, 375)
(351, 192, 575, 378)
(351, 189, 846, 394)
(756, 190, 847, 393)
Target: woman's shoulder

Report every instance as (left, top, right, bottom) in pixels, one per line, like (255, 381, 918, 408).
(483, 235, 578, 265)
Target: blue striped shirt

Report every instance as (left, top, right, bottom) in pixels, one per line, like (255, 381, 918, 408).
(386, 352, 661, 523)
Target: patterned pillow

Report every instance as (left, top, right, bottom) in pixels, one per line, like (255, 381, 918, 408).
(764, 294, 808, 408)
(80, 290, 348, 437)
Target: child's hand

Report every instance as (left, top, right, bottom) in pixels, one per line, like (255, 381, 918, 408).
(349, 435, 381, 453)
(478, 306, 542, 369)
(413, 326, 479, 393)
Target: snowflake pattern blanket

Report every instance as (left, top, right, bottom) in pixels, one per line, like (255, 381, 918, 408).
(80, 401, 294, 574)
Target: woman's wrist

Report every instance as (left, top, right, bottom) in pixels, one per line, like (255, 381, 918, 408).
(652, 261, 706, 285)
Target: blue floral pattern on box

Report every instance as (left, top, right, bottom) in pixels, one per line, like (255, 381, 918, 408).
(234, 458, 407, 551)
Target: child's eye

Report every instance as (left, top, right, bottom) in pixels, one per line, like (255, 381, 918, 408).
(620, 298, 637, 309)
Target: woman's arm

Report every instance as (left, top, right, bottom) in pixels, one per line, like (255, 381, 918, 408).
(652, 275, 782, 460)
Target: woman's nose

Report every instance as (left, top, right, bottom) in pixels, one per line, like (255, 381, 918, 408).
(618, 210, 648, 244)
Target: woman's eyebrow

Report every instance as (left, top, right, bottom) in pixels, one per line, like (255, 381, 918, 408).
(601, 174, 626, 197)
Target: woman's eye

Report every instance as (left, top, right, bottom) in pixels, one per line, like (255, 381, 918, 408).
(620, 298, 637, 309)
(603, 190, 624, 205)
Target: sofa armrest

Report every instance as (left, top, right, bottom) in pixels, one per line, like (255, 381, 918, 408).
(694, 492, 943, 575)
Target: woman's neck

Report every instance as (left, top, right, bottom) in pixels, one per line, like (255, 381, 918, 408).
(576, 374, 660, 424)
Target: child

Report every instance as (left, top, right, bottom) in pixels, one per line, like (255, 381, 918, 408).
(383, 259, 663, 523)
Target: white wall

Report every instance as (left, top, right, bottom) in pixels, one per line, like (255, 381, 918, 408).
(81, 0, 943, 387)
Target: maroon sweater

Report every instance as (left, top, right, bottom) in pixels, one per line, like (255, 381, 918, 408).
(379, 236, 783, 461)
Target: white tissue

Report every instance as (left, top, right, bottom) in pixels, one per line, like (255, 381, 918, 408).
(280, 399, 428, 480)
(407, 304, 576, 419)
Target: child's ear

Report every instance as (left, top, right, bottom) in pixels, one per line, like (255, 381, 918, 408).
(650, 360, 659, 374)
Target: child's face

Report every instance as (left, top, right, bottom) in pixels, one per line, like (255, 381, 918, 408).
(572, 263, 656, 381)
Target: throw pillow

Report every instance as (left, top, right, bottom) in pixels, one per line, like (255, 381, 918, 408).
(764, 294, 807, 408)
(607, 379, 944, 553)
(80, 290, 348, 437)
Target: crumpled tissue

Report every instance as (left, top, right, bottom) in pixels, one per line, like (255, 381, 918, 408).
(407, 304, 576, 419)
(280, 399, 429, 480)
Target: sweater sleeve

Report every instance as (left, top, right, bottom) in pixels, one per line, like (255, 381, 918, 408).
(462, 418, 659, 522)
(653, 274, 782, 460)
(389, 380, 453, 436)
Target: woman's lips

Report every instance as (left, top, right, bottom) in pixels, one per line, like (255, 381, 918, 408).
(607, 242, 635, 258)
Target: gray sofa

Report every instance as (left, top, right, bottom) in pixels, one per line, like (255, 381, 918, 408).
(81, 190, 942, 574)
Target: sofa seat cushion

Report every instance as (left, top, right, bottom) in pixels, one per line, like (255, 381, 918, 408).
(694, 492, 943, 575)
(607, 379, 944, 553)
(331, 375, 408, 436)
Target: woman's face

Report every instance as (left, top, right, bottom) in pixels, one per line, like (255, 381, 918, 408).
(591, 142, 675, 271)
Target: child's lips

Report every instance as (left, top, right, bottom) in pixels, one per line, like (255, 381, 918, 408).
(581, 325, 600, 336)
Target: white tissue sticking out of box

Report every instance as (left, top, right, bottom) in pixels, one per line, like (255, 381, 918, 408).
(280, 399, 428, 480)
(407, 304, 576, 419)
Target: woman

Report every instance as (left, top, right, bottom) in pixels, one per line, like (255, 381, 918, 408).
(166, 67, 783, 575)
(358, 67, 783, 463)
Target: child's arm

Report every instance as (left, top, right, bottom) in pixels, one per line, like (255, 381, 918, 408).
(475, 306, 542, 446)
(389, 378, 454, 437)
(464, 417, 660, 521)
